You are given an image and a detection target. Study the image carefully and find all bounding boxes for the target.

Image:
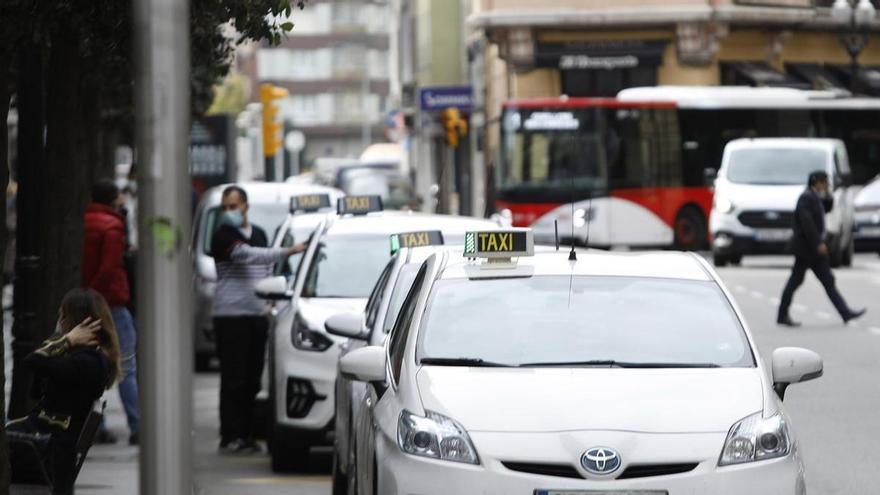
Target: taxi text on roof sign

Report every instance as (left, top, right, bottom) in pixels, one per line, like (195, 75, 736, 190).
(337, 195, 383, 215)
(290, 194, 331, 213)
(390, 230, 444, 254)
(463, 229, 534, 258)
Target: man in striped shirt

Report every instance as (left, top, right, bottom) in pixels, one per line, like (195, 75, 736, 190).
(210, 185, 306, 453)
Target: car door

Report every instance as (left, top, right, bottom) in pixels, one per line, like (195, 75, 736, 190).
(355, 261, 432, 495)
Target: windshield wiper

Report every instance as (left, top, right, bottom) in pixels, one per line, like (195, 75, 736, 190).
(518, 360, 721, 368)
(419, 357, 513, 368)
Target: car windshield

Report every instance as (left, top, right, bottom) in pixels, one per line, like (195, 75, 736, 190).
(201, 203, 289, 255)
(301, 235, 392, 298)
(727, 148, 827, 185)
(382, 264, 421, 334)
(418, 276, 753, 367)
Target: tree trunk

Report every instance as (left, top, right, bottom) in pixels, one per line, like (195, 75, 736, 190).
(0, 47, 13, 495)
(9, 43, 47, 419)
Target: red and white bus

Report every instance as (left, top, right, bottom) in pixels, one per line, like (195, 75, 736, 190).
(496, 86, 880, 250)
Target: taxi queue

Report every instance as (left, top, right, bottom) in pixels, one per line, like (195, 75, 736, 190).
(212, 189, 822, 495)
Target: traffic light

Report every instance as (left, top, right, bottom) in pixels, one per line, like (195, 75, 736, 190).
(441, 107, 468, 148)
(260, 83, 289, 157)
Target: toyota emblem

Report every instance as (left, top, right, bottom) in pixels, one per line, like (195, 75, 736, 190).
(581, 447, 621, 475)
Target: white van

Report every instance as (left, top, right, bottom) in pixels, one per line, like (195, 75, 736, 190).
(710, 138, 855, 267)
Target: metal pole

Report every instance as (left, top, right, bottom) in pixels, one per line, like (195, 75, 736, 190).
(134, 0, 192, 492)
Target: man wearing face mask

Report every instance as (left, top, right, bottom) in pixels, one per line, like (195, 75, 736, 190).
(210, 185, 306, 454)
(82, 179, 140, 445)
(777, 171, 866, 326)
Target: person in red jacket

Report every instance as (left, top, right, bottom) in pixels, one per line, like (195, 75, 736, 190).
(82, 179, 140, 445)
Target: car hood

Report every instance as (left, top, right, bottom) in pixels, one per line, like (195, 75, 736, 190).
(298, 297, 366, 331)
(416, 367, 763, 434)
(716, 181, 803, 212)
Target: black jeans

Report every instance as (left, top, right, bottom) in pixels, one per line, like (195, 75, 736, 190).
(778, 255, 850, 320)
(214, 316, 269, 443)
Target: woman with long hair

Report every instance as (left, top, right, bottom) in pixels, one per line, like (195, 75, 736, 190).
(8, 288, 121, 494)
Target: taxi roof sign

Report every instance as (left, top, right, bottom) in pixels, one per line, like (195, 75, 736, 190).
(338, 195, 383, 215)
(390, 230, 444, 254)
(290, 194, 331, 213)
(463, 229, 534, 259)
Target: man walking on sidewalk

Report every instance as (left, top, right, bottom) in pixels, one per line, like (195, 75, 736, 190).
(83, 179, 140, 444)
(778, 171, 866, 326)
(210, 185, 306, 453)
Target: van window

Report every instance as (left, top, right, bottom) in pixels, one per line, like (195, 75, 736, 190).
(726, 147, 826, 186)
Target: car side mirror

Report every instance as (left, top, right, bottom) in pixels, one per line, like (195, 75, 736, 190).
(339, 346, 386, 383)
(254, 276, 293, 300)
(771, 347, 823, 401)
(703, 167, 718, 187)
(325, 312, 368, 340)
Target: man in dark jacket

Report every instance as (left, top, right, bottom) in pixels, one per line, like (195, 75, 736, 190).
(777, 171, 866, 326)
(210, 185, 305, 453)
(82, 179, 140, 444)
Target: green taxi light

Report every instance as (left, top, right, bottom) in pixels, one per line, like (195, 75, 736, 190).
(337, 195, 383, 215)
(463, 229, 534, 258)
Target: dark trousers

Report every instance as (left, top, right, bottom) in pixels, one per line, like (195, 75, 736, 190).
(214, 316, 268, 443)
(779, 255, 850, 320)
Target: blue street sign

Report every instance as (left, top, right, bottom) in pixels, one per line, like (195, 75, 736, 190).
(419, 86, 473, 112)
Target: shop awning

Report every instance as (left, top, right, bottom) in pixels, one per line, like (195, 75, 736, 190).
(722, 62, 811, 89)
(535, 40, 668, 70)
(786, 63, 849, 92)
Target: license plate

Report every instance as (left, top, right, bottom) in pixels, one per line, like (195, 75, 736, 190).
(535, 491, 668, 495)
(754, 229, 791, 242)
(858, 226, 880, 238)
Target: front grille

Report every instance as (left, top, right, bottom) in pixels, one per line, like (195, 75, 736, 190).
(617, 463, 699, 479)
(738, 210, 794, 229)
(501, 462, 581, 479)
(285, 378, 326, 419)
(501, 461, 699, 480)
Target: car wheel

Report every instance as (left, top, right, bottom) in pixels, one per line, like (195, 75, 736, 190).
(674, 206, 707, 251)
(713, 252, 728, 267)
(270, 424, 310, 473)
(332, 453, 348, 495)
(730, 255, 742, 266)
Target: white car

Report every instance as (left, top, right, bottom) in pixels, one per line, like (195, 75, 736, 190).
(190, 182, 342, 370)
(854, 175, 880, 255)
(341, 229, 822, 494)
(256, 198, 503, 472)
(710, 138, 855, 267)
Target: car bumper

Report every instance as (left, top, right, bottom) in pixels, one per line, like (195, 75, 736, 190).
(193, 281, 216, 355)
(377, 431, 805, 495)
(854, 219, 880, 251)
(273, 337, 339, 433)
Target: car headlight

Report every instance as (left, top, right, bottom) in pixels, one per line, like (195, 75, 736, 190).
(397, 410, 479, 465)
(719, 411, 790, 466)
(291, 313, 333, 352)
(714, 193, 735, 214)
(573, 207, 595, 228)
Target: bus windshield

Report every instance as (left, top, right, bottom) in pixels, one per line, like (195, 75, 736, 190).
(500, 108, 607, 203)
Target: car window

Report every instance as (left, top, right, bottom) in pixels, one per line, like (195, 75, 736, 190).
(301, 235, 391, 298)
(202, 203, 289, 255)
(418, 276, 753, 368)
(388, 264, 428, 384)
(726, 148, 826, 185)
(382, 264, 421, 334)
(365, 260, 395, 330)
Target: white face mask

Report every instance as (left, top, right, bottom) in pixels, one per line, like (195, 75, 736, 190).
(222, 210, 244, 228)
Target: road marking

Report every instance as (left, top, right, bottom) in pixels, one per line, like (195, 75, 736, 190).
(750, 291, 764, 299)
(816, 311, 832, 319)
(792, 304, 807, 313)
(870, 327, 880, 336)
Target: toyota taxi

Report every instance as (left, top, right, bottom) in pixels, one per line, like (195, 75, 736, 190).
(340, 229, 823, 495)
(254, 195, 501, 472)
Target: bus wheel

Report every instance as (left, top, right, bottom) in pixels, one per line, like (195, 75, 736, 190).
(674, 207, 707, 251)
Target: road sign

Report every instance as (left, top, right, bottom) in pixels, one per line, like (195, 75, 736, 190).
(285, 130, 306, 152)
(419, 86, 473, 112)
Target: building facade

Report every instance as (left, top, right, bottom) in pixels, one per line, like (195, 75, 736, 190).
(248, 0, 391, 164)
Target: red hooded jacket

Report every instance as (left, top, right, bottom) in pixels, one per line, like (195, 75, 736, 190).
(82, 203, 130, 307)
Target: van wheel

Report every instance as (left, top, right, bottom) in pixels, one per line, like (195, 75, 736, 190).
(730, 255, 742, 266)
(841, 237, 854, 267)
(713, 253, 728, 267)
(332, 453, 348, 495)
(674, 207, 707, 251)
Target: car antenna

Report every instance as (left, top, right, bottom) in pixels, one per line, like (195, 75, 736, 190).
(568, 140, 577, 261)
(554, 219, 560, 251)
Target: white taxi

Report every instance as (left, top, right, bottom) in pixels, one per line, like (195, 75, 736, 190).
(255, 196, 501, 472)
(341, 229, 822, 495)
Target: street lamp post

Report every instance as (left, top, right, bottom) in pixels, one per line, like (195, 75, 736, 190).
(832, 0, 876, 93)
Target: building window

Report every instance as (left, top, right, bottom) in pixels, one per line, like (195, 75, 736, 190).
(561, 67, 657, 98)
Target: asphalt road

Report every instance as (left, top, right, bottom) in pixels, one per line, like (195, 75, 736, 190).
(188, 253, 880, 494)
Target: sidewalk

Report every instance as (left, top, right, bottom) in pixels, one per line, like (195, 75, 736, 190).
(3, 287, 139, 493)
